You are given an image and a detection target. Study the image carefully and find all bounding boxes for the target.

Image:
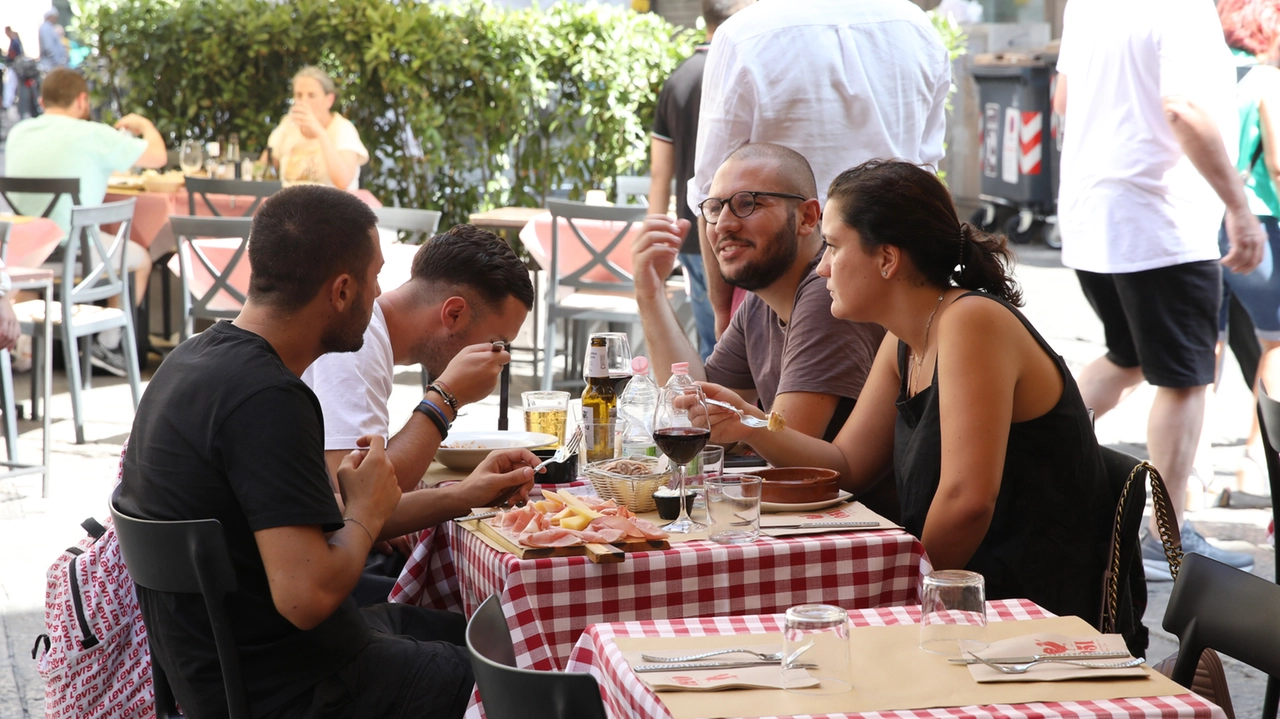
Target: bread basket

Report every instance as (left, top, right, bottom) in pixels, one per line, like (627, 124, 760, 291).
(584, 457, 671, 512)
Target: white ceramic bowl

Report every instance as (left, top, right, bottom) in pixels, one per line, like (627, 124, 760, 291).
(435, 431, 558, 472)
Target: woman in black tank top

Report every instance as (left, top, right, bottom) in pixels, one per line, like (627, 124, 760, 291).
(701, 161, 1112, 625)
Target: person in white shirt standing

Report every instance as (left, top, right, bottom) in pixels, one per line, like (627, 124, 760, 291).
(689, 0, 951, 336)
(266, 66, 368, 191)
(1055, 0, 1266, 577)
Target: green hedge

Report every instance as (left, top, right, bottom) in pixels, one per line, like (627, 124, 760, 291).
(78, 0, 696, 226)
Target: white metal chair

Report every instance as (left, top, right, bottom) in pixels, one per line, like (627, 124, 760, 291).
(614, 175, 651, 207)
(539, 200, 688, 389)
(374, 206, 442, 245)
(169, 215, 254, 342)
(13, 199, 143, 444)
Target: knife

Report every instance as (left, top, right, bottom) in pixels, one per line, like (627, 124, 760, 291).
(453, 510, 502, 523)
(764, 521, 880, 529)
(947, 651, 1131, 665)
(634, 661, 817, 673)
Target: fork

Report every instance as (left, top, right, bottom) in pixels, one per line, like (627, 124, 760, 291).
(966, 651, 1146, 675)
(640, 648, 784, 663)
(534, 425, 583, 472)
(705, 398, 773, 429)
(486, 427, 583, 508)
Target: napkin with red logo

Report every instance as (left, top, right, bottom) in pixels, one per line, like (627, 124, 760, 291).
(968, 634, 1146, 683)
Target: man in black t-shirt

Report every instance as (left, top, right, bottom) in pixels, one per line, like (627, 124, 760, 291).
(649, 0, 753, 361)
(119, 185, 540, 718)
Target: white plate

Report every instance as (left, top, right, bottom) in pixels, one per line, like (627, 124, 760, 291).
(436, 431, 558, 472)
(760, 490, 853, 514)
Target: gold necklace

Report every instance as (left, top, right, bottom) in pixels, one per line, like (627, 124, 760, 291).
(909, 290, 948, 393)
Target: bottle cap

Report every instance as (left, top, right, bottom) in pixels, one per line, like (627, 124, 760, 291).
(671, 362, 689, 374)
(631, 356, 649, 375)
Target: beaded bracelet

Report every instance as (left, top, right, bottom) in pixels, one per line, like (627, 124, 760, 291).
(415, 398, 451, 440)
(428, 381, 459, 413)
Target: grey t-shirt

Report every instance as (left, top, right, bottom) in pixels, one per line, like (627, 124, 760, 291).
(705, 257, 885, 437)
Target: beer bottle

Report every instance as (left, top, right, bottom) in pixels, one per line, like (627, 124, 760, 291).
(581, 336, 617, 462)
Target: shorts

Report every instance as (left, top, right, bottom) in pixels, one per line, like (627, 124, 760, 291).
(269, 603, 474, 719)
(1218, 216, 1280, 341)
(1076, 260, 1221, 388)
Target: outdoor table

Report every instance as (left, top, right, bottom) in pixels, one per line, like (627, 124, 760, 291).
(104, 186, 383, 258)
(468, 206, 545, 238)
(563, 599, 1224, 719)
(390, 484, 928, 671)
(0, 215, 64, 268)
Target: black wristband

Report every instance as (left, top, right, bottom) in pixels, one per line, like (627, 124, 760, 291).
(415, 399, 450, 440)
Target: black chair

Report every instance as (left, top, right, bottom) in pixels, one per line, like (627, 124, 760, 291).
(1163, 552, 1280, 716)
(0, 176, 81, 218)
(184, 177, 281, 217)
(466, 594, 608, 719)
(1098, 446, 1149, 658)
(109, 486, 250, 719)
(169, 216, 254, 341)
(1254, 382, 1280, 719)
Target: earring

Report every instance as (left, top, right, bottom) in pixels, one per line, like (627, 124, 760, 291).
(881, 271, 888, 277)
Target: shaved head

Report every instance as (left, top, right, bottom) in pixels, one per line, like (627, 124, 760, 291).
(724, 143, 818, 199)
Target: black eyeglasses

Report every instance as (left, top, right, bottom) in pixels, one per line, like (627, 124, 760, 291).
(698, 191, 809, 224)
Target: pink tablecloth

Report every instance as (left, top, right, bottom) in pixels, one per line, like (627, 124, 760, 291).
(390, 513, 928, 671)
(565, 599, 1225, 719)
(105, 188, 382, 258)
(1, 216, 64, 268)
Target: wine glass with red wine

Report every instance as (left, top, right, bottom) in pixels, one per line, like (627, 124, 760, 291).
(653, 384, 711, 533)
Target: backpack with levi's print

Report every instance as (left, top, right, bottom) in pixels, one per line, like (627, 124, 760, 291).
(34, 444, 156, 718)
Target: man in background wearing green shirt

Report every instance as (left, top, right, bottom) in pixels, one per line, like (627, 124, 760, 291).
(5, 67, 167, 375)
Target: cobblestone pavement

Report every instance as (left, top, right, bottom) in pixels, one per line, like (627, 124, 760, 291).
(0, 243, 1270, 717)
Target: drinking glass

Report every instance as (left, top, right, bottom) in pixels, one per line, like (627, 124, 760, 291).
(782, 604, 851, 694)
(522, 391, 570, 449)
(919, 570, 987, 656)
(652, 384, 710, 533)
(179, 139, 203, 175)
(585, 332, 632, 394)
(688, 444, 724, 515)
(706, 473, 761, 544)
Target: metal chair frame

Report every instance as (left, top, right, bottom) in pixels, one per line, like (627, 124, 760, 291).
(184, 177, 281, 217)
(110, 486, 250, 719)
(169, 216, 254, 341)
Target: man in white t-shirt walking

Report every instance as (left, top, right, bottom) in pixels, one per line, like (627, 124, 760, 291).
(688, 0, 951, 336)
(303, 225, 533, 500)
(1055, 0, 1266, 577)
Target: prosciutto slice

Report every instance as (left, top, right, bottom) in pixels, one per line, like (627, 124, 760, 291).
(486, 495, 669, 549)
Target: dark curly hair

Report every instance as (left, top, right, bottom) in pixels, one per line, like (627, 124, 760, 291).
(826, 160, 1023, 306)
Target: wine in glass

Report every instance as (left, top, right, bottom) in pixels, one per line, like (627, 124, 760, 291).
(179, 140, 203, 176)
(584, 332, 633, 395)
(653, 384, 711, 533)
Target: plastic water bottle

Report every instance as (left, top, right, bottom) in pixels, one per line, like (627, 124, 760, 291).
(665, 361, 696, 390)
(618, 356, 660, 457)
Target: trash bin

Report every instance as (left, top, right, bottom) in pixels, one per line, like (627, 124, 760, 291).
(971, 48, 1060, 245)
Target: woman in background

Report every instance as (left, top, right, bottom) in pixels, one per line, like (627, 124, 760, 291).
(266, 66, 368, 191)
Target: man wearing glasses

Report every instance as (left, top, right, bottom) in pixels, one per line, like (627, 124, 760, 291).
(689, 0, 949, 340)
(633, 143, 885, 448)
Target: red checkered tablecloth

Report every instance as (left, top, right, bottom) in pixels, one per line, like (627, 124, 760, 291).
(564, 599, 1226, 719)
(391, 517, 928, 671)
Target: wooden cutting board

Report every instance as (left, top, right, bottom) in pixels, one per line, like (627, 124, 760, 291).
(463, 516, 670, 564)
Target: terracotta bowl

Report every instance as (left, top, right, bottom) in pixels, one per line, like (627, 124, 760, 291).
(755, 467, 840, 504)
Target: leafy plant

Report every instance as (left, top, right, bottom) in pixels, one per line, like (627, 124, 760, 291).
(76, 0, 695, 227)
